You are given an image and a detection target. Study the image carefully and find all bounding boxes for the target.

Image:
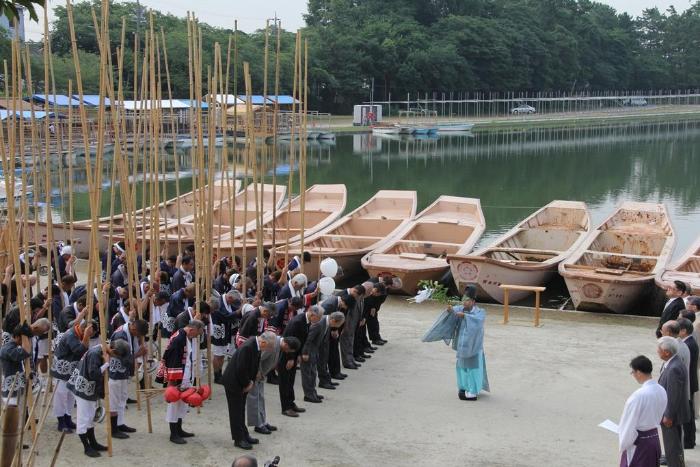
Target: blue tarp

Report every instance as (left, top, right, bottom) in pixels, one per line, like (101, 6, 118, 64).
(238, 95, 269, 105)
(268, 95, 299, 105)
(74, 95, 111, 107)
(29, 94, 82, 107)
(0, 110, 53, 120)
(179, 99, 209, 109)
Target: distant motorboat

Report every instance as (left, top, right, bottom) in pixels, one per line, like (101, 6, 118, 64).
(371, 125, 400, 135)
(437, 122, 475, 133)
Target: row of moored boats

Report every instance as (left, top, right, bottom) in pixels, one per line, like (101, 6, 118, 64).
(23, 186, 697, 314)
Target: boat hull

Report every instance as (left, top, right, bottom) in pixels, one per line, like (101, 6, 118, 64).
(22, 221, 116, 258)
(363, 263, 447, 295)
(449, 256, 557, 304)
(563, 275, 653, 313)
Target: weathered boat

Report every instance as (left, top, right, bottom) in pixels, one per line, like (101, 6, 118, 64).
(154, 184, 347, 258)
(656, 233, 700, 295)
(22, 179, 242, 258)
(283, 190, 417, 281)
(559, 202, 675, 313)
(449, 200, 591, 304)
(114, 183, 288, 255)
(361, 196, 485, 295)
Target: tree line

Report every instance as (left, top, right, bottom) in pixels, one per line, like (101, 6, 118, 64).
(2, 0, 700, 113)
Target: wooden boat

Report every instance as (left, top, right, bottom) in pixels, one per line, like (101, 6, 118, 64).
(559, 202, 675, 314)
(449, 200, 591, 304)
(283, 190, 417, 281)
(23, 180, 242, 259)
(112, 183, 288, 255)
(361, 196, 485, 295)
(656, 234, 700, 295)
(153, 184, 347, 257)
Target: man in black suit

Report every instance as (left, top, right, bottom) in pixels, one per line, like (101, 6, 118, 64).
(317, 311, 346, 391)
(222, 332, 275, 450)
(320, 292, 355, 380)
(679, 318, 699, 449)
(278, 305, 322, 417)
(658, 336, 691, 467)
(300, 306, 337, 403)
(657, 281, 689, 338)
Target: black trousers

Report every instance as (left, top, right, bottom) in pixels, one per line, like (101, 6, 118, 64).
(224, 386, 249, 442)
(277, 363, 297, 411)
(354, 320, 371, 356)
(683, 396, 696, 448)
(328, 334, 341, 376)
(367, 311, 382, 341)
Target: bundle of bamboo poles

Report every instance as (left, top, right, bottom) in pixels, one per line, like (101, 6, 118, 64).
(0, 2, 310, 465)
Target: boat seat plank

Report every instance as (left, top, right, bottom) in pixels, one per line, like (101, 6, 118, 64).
(499, 284, 546, 292)
(584, 251, 657, 260)
(563, 264, 650, 276)
(488, 247, 561, 255)
(397, 239, 462, 247)
(398, 253, 427, 260)
(321, 234, 383, 241)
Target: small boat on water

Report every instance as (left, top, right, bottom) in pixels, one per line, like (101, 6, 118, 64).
(283, 190, 417, 281)
(318, 132, 336, 140)
(362, 196, 485, 295)
(23, 180, 243, 258)
(656, 234, 700, 295)
(449, 200, 591, 304)
(559, 202, 675, 314)
(371, 125, 400, 135)
(437, 122, 475, 133)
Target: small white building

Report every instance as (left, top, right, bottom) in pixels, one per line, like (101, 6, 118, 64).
(353, 104, 382, 126)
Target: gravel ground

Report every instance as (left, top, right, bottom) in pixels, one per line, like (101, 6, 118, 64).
(29, 297, 700, 467)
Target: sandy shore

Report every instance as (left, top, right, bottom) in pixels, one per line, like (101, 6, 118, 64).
(30, 297, 700, 466)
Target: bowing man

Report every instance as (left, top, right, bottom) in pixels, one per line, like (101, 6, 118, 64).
(222, 331, 275, 450)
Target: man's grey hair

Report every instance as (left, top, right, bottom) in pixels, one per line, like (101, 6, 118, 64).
(329, 311, 345, 324)
(32, 318, 51, 334)
(291, 273, 307, 286)
(226, 289, 242, 300)
(110, 338, 131, 358)
(658, 336, 679, 355)
(259, 331, 276, 347)
(232, 454, 258, 467)
(308, 305, 323, 318)
(187, 319, 205, 331)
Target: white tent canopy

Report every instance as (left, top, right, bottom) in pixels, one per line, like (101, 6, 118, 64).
(118, 99, 192, 111)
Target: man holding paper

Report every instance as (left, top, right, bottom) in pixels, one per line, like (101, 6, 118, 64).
(618, 355, 667, 467)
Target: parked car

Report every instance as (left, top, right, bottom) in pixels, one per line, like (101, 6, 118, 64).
(511, 104, 536, 115)
(622, 98, 648, 107)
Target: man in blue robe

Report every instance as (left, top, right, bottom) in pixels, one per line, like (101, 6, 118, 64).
(422, 284, 489, 401)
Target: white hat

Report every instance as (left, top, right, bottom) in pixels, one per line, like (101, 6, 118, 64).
(60, 245, 73, 256)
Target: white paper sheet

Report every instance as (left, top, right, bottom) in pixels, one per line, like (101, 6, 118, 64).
(598, 419, 620, 434)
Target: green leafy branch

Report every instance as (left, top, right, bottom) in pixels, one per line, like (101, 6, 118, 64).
(416, 280, 461, 305)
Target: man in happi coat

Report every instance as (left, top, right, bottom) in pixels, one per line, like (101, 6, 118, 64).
(618, 355, 667, 467)
(162, 319, 205, 444)
(51, 319, 95, 433)
(109, 318, 149, 438)
(422, 284, 489, 401)
(0, 323, 33, 406)
(68, 340, 129, 457)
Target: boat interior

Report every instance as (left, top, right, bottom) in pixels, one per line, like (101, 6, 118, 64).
(570, 231, 667, 274)
(305, 196, 415, 253)
(481, 205, 589, 263)
(676, 255, 700, 273)
(384, 222, 479, 259)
